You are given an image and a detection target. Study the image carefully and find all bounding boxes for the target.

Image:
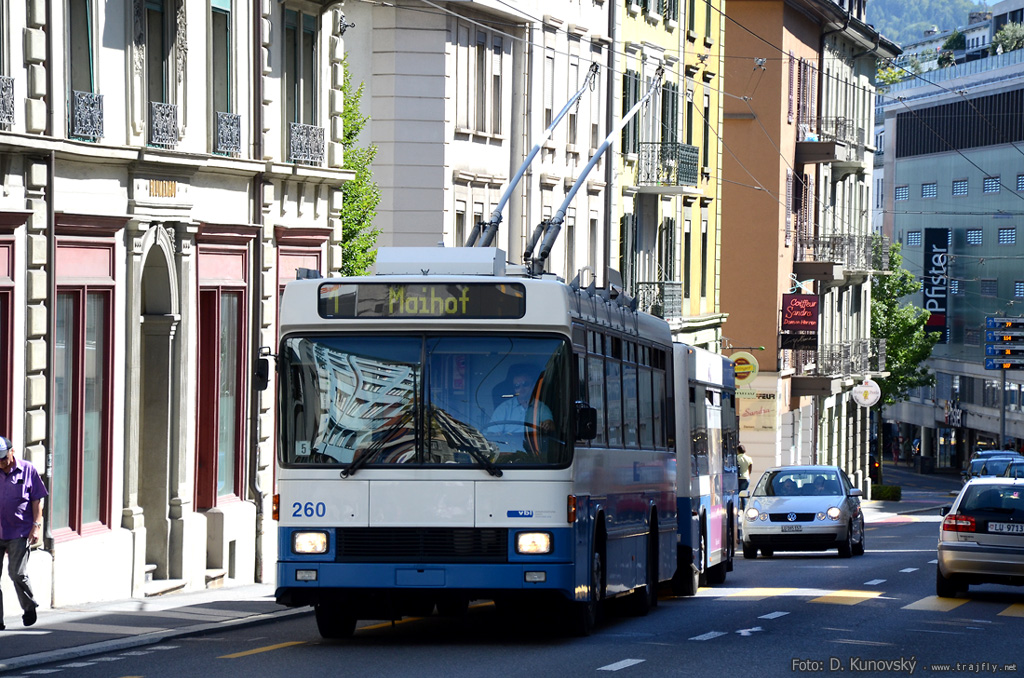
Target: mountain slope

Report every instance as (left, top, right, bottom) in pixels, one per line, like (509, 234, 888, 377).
(866, 0, 989, 48)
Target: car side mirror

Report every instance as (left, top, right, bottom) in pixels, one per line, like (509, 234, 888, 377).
(849, 488, 863, 498)
(575, 402, 597, 440)
(939, 505, 951, 516)
(739, 489, 750, 499)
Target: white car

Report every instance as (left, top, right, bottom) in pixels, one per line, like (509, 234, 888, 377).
(741, 465, 865, 558)
(936, 477, 1024, 597)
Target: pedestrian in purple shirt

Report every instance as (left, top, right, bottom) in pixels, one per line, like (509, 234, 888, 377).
(0, 436, 47, 628)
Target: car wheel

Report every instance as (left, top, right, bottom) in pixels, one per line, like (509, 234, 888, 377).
(742, 542, 758, 559)
(935, 565, 962, 598)
(852, 517, 865, 556)
(760, 547, 774, 557)
(838, 522, 853, 558)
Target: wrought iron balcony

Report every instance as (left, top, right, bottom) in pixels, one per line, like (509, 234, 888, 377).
(71, 90, 103, 141)
(636, 142, 699, 190)
(289, 122, 324, 166)
(792, 339, 886, 379)
(635, 281, 683, 319)
(149, 102, 179, 149)
(795, 234, 890, 273)
(796, 116, 867, 167)
(0, 76, 14, 129)
(215, 112, 241, 156)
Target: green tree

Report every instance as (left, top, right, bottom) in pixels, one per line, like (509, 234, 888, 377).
(338, 54, 381, 277)
(871, 242, 940, 406)
(991, 22, 1024, 55)
(876, 63, 903, 86)
(942, 29, 966, 51)
(938, 50, 957, 67)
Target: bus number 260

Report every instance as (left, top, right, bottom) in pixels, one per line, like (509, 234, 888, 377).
(292, 502, 327, 518)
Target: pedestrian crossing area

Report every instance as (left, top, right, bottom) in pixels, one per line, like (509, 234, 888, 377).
(690, 586, 1024, 617)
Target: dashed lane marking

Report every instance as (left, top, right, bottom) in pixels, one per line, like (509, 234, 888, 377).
(689, 631, 727, 641)
(597, 659, 646, 671)
(759, 611, 789, 620)
(902, 596, 970, 612)
(809, 590, 882, 605)
(899, 568, 919, 573)
(218, 641, 307, 659)
(864, 579, 886, 585)
(997, 604, 1024, 617)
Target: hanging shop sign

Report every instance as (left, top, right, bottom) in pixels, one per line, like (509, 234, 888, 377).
(851, 379, 881, 408)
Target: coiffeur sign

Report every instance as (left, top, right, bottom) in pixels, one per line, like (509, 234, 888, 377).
(781, 294, 819, 332)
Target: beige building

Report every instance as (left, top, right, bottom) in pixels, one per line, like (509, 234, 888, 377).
(721, 0, 898, 488)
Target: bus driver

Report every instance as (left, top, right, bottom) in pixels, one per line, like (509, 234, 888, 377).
(489, 364, 555, 439)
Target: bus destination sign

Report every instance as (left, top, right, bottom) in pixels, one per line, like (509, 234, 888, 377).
(318, 282, 526, 320)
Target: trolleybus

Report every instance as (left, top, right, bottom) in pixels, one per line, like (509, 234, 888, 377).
(271, 247, 679, 637)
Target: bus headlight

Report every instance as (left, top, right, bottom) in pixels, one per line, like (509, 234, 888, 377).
(516, 532, 552, 555)
(292, 531, 328, 554)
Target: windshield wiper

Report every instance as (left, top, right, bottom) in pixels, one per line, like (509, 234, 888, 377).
(342, 412, 413, 478)
(431, 408, 503, 478)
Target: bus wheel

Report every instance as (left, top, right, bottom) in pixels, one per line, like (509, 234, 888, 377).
(571, 547, 604, 636)
(314, 604, 357, 639)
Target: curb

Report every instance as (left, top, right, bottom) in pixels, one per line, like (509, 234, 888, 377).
(0, 606, 311, 673)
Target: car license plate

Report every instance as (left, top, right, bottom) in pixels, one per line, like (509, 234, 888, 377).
(988, 522, 1024, 534)
(781, 525, 802, 533)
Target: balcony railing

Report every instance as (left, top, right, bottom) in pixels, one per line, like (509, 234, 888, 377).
(635, 281, 683, 319)
(215, 112, 241, 156)
(71, 90, 104, 141)
(792, 338, 886, 378)
(636, 142, 699, 188)
(289, 122, 324, 166)
(796, 234, 889, 272)
(0, 76, 14, 129)
(149, 102, 179, 149)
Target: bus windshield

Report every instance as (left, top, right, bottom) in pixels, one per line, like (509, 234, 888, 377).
(278, 334, 572, 469)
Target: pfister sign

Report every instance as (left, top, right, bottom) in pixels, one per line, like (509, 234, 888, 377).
(781, 294, 819, 332)
(923, 228, 949, 343)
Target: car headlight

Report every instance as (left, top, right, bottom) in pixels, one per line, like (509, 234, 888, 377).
(745, 507, 760, 521)
(516, 532, 552, 555)
(292, 531, 328, 554)
(826, 507, 842, 521)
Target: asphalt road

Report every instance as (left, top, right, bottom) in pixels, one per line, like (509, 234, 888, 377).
(9, 467, 1021, 678)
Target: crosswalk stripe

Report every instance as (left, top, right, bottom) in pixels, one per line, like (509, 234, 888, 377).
(725, 587, 795, 600)
(902, 596, 970, 612)
(809, 590, 881, 605)
(997, 604, 1024, 617)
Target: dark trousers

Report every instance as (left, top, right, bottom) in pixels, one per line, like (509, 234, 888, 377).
(0, 537, 38, 618)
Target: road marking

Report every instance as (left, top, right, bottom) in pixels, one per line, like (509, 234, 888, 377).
(736, 626, 763, 636)
(218, 641, 307, 658)
(57, 663, 95, 668)
(597, 659, 646, 671)
(998, 604, 1024, 617)
(689, 631, 727, 641)
(928, 559, 938, 564)
(809, 590, 882, 606)
(863, 579, 886, 585)
(726, 587, 795, 600)
(902, 596, 970, 612)
(759, 611, 789, 620)
(899, 568, 918, 573)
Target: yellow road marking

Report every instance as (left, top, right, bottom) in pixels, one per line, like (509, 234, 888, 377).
(727, 587, 796, 600)
(219, 641, 306, 658)
(998, 604, 1024, 617)
(902, 596, 970, 612)
(809, 590, 881, 605)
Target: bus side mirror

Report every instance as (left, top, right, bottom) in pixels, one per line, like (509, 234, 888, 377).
(575, 402, 597, 440)
(255, 357, 270, 392)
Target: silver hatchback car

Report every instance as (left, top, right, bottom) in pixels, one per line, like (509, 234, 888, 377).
(936, 477, 1024, 597)
(741, 465, 865, 558)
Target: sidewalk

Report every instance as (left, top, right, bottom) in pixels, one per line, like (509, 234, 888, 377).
(0, 582, 308, 673)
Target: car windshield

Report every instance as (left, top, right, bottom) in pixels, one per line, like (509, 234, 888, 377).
(754, 469, 843, 497)
(278, 334, 572, 469)
(958, 484, 1024, 518)
(1006, 463, 1024, 479)
(974, 457, 1017, 476)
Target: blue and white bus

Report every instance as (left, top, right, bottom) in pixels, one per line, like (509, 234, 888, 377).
(672, 346, 738, 595)
(271, 247, 678, 637)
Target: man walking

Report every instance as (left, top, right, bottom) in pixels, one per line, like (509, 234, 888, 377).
(0, 436, 47, 628)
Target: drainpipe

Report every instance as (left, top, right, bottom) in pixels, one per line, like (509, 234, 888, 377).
(42, 0, 56, 583)
(603, 0, 617, 288)
(248, 0, 266, 582)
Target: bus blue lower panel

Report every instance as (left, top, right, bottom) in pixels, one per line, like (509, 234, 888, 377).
(278, 561, 575, 593)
